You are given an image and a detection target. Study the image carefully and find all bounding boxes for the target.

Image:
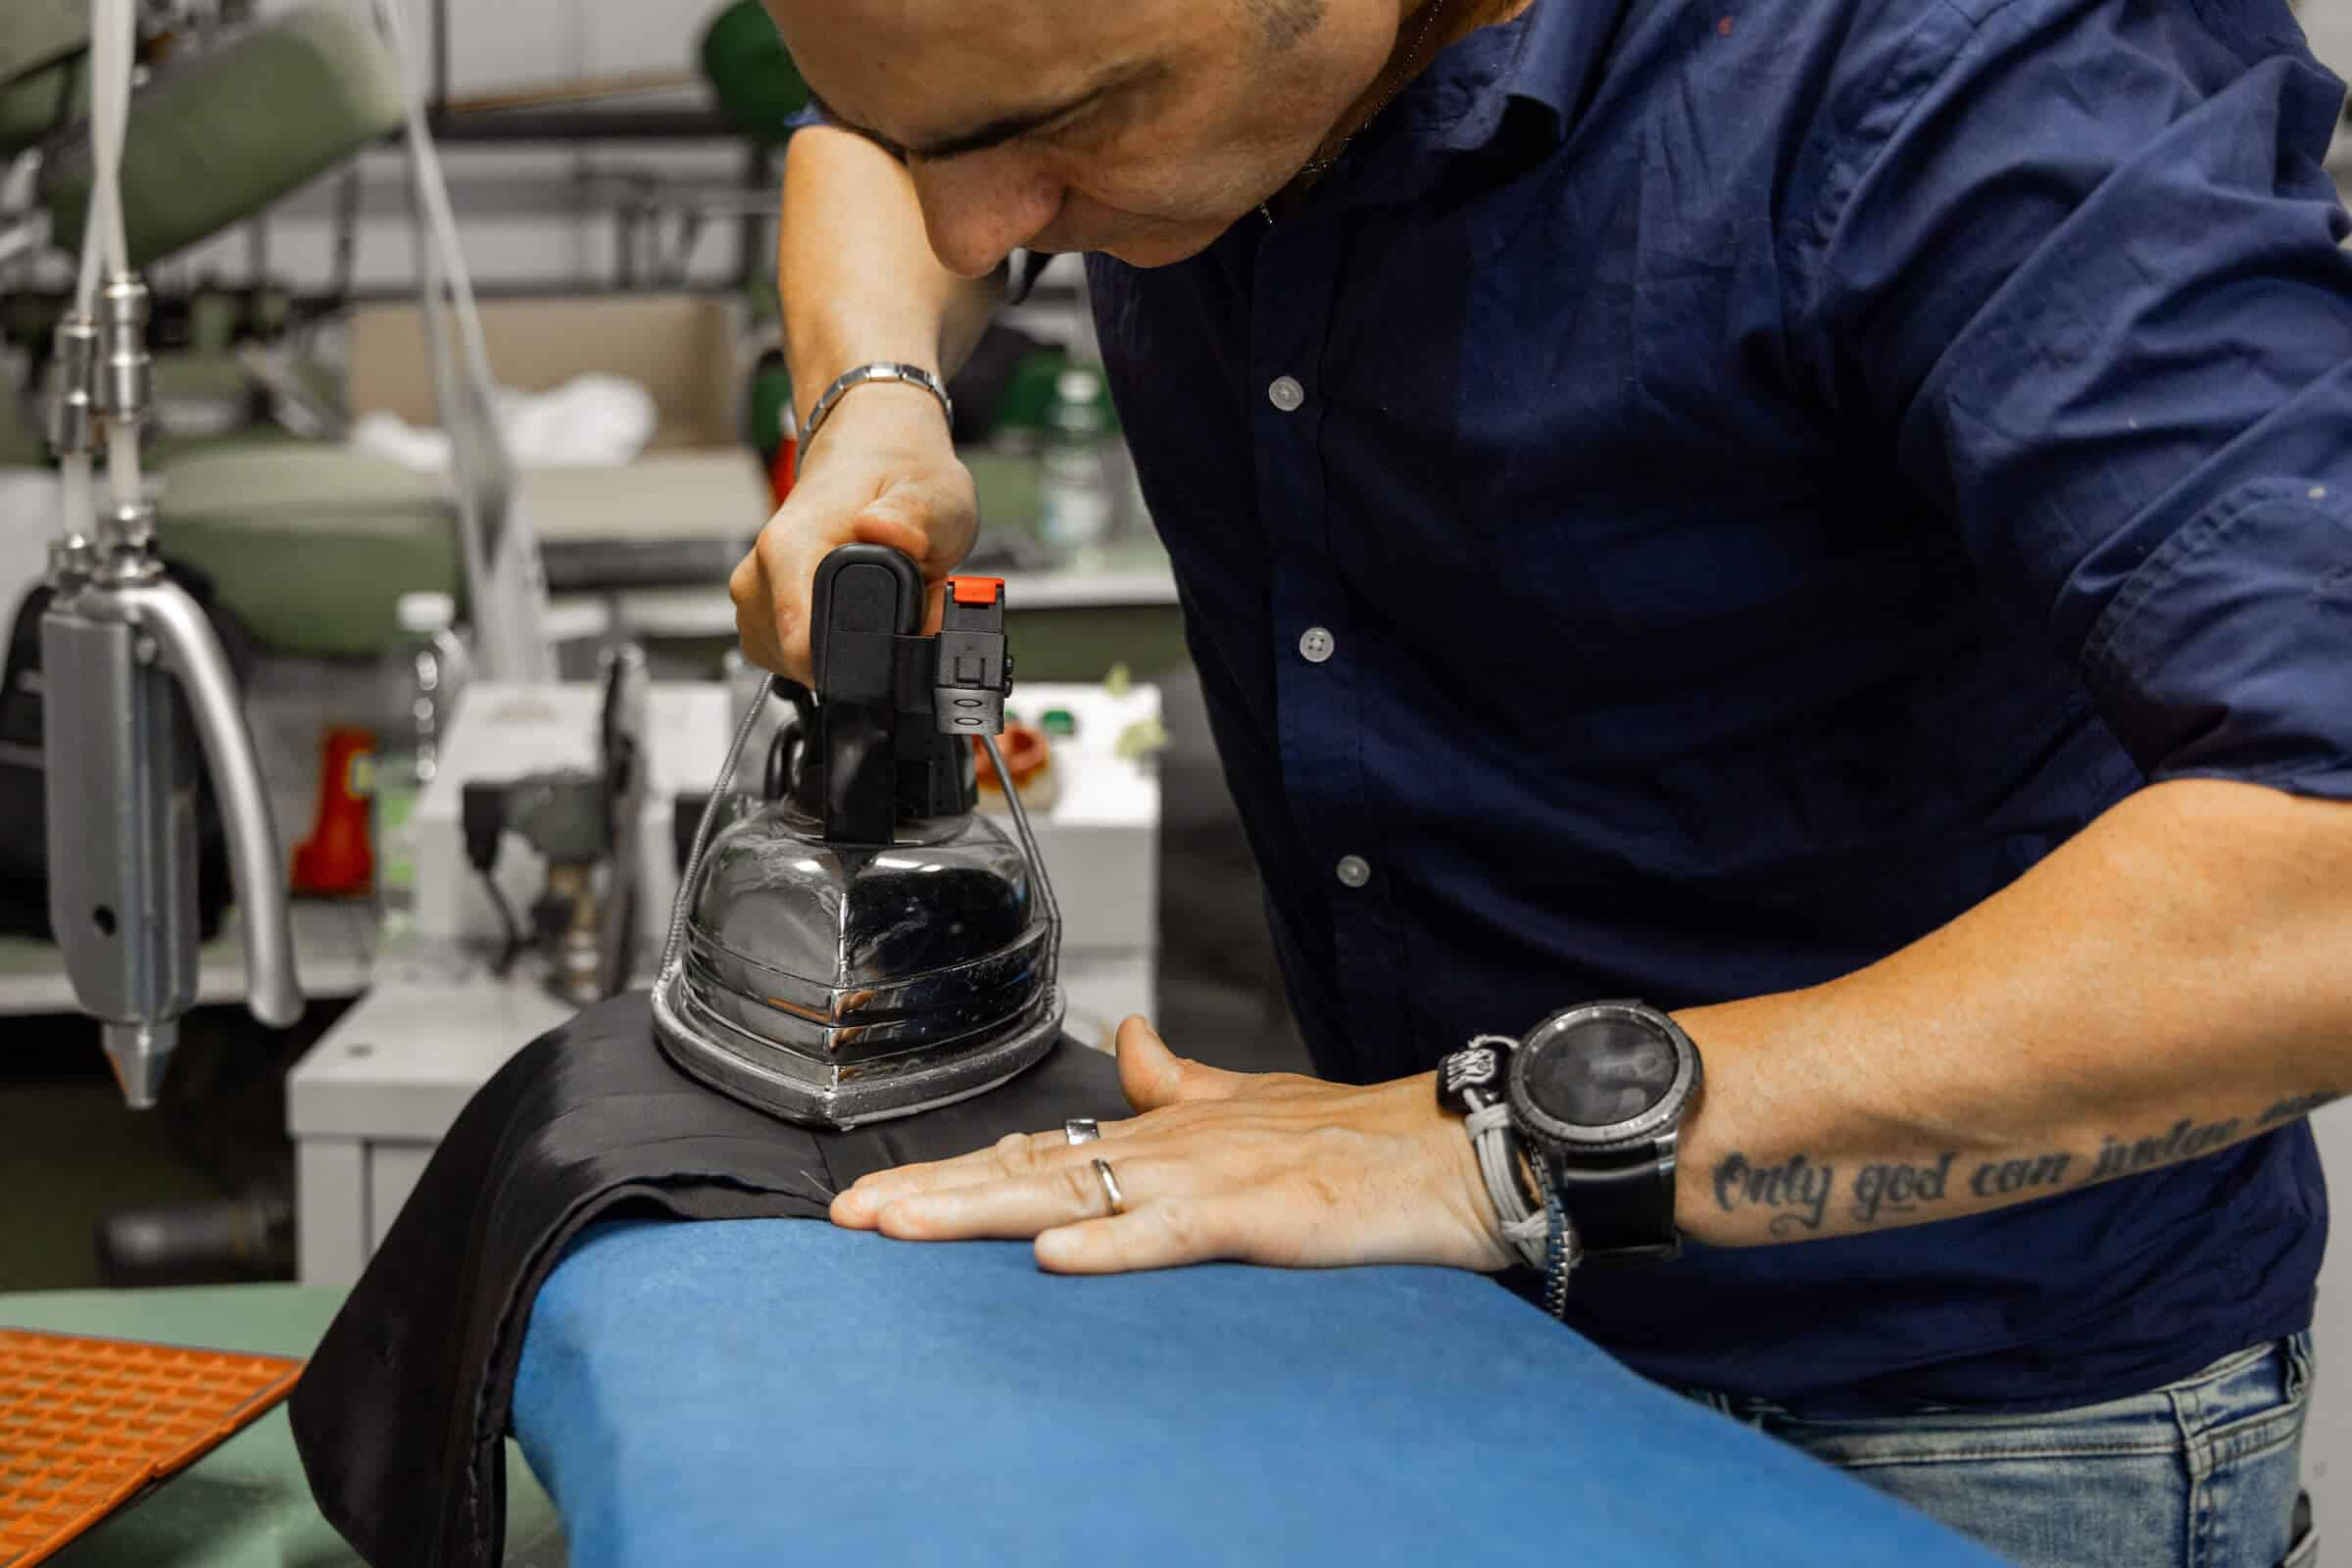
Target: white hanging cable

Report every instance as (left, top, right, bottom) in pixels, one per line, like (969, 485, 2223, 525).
(73, 0, 128, 313)
(63, 0, 137, 549)
(98, 13, 142, 513)
(367, 0, 559, 680)
(371, 0, 492, 590)
(369, 0, 498, 404)
(98, 0, 142, 513)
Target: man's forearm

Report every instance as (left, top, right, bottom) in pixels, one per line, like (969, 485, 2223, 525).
(778, 125, 1000, 427)
(1671, 779, 2351, 1246)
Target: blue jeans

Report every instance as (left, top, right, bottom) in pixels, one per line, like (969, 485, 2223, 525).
(1682, 1335, 2319, 1568)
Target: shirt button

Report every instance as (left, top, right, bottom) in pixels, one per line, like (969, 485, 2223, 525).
(1298, 627, 1336, 663)
(1335, 855, 1372, 889)
(1268, 376, 1306, 413)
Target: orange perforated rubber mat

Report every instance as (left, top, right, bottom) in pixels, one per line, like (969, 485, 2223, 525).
(0, 1328, 304, 1567)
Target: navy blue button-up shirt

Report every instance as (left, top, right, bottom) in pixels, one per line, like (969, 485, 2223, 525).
(1087, 0, 2348, 1409)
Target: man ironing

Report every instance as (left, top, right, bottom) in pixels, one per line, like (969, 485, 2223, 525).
(730, 1, 2351, 1560)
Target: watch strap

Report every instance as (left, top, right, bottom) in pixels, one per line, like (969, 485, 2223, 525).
(1550, 1142, 1681, 1261)
(1539, 1168, 1577, 1321)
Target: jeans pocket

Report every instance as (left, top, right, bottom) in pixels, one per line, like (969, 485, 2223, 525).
(2192, 1338, 2312, 1473)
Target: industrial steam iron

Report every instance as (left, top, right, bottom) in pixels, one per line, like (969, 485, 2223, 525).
(653, 543, 1064, 1129)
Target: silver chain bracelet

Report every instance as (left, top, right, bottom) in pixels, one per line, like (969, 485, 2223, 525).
(800, 362, 956, 457)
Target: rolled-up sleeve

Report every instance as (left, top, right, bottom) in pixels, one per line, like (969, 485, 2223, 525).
(1799, 0, 2352, 799)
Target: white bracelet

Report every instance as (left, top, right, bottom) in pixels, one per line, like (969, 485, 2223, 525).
(1465, 1102, 1550, 1270)
(801, 362, 955, 456)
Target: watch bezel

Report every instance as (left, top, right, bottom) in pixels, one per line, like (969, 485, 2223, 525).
(1508, 1001, 1701, 1155)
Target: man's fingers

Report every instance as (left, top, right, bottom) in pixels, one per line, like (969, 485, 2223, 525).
(747, 525, 818, 681)
(860, 1157, 1177, 1243)
(728, 550, 784, 674)
(1034, 1196, 1257, 1275)
(850, 497, 933, 564)
(833, 1124, 1133, 1221)
(1117, 1015, 1251, 1111)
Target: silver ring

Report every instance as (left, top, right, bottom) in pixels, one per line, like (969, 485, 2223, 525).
(1093, 1158, 1127, 1217)
(1064, 1117, 1101, 1146)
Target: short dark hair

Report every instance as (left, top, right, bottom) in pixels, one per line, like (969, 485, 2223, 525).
(1251, 0, 1327, 50)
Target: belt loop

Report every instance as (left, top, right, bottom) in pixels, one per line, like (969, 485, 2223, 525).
(2283, 1333, 2314, 1404)
(2166, 1376, 2210, 1490)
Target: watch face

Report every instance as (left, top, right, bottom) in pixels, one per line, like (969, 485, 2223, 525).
(1524, 1014, 1681, 1129)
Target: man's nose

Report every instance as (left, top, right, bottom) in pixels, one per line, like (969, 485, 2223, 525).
(908, 154, 1062, 279)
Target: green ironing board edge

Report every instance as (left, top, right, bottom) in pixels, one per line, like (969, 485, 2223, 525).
(158, 443, 466, 659)
(42, 0, 407, 270)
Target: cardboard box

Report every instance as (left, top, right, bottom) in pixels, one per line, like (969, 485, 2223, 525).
(346, 292, 750, 452)
(344, 292, 773, 545)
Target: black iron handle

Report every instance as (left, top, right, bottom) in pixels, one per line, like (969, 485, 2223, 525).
(809, 545, 924, 844)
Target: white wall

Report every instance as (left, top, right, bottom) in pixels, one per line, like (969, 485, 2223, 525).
(2312, 1105, 2350, 1518)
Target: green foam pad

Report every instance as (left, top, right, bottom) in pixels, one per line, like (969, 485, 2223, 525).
(43, 0, 405, 269)
(0, 62, 83, 161)
(157, 443, 464, 659)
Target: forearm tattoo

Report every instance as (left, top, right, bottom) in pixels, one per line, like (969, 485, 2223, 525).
(1707, 1088, 2340, 1243)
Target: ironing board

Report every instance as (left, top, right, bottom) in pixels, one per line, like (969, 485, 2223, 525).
(512, 1218, 2011, 1568)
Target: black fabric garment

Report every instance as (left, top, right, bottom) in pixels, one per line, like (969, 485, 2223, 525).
(289, 993, 1127, 1568)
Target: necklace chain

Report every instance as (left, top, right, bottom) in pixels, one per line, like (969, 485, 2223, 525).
(1261, 0, 1458, 222)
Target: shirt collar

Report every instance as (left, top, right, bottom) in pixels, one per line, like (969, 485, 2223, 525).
(1365, 0, 1630, 168)
(1228, 0, 1630, 233)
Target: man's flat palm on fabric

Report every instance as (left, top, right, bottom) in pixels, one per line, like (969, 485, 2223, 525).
(829, 1018, 1516, 1276)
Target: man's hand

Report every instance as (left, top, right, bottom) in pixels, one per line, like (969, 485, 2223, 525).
(730, 385, 978, 683)
(830, 1018, 1519, 1276)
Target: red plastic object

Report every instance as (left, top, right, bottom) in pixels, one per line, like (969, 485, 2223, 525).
(949, 576, 1005, 608)
(0, 1328, 303, 1567)
(972, 722, 1054, 808)
(290, 726, 376, 898)
(767, 436, 798, 512)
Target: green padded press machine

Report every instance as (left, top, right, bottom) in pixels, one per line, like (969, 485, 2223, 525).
(2, 0, 518, 662)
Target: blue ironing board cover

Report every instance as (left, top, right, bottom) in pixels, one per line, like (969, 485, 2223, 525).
(514, 1219, 2008, 1567)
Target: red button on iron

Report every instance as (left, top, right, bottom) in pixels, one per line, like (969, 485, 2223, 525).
(949, 576, 1005, 607)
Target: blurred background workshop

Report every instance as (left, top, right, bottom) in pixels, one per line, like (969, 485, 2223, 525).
(2, 0, 2351, 1563)
(0, 2, 1250, 1557)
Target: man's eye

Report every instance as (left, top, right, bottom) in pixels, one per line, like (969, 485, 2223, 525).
(1041, 97, 1118, 149)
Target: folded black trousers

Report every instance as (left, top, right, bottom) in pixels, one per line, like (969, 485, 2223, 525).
(288, 992, 1128, 1568)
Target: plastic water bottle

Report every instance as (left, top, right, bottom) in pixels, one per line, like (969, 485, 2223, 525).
(372, 591, 471, 917)
(1037, 367, 1119, 561)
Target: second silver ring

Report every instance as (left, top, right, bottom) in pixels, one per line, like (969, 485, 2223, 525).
(1064, 1117, 1102, 1146)
(1093, 1158, 1128, 1216)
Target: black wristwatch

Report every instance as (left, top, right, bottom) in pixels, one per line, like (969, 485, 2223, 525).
(1505, 1001, 1703, 1263)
